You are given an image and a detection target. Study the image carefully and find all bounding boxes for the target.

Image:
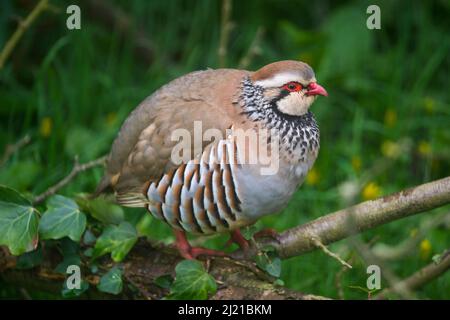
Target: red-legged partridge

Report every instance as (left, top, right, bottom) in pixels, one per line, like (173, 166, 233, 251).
(97, 60, 328, 259)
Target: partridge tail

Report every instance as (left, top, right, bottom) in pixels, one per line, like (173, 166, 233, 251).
(116, 192, 149, 207)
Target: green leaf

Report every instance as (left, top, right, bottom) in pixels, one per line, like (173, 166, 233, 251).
(91, 222, 138, 262)
(39, 195, 87, 242)
(54, 238, 81, 274)
(167, 260, 217, 300)
(154, 274, 173, 289)
(82, 229, 97, 245)
(16, 245, 43, 269)
(0, 185, 39, 255)
(61, 280, 89, 298)
(0, 184, 32, 205)
(76, 194, 124, 225)
(97, 266, 124, 295)
(255, 251, 281, 278)
(274, 279, 285, 286)
(55, 255, 81, 274)
(90, 264, 99, 274)
(432, 253, 442, 264)
(59, 237, 79, 255)
(83, 247, 93, 257)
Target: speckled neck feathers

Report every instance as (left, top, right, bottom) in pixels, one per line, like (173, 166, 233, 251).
(239, 77, 320, 164)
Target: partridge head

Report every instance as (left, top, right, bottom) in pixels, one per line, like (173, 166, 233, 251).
(97, 60, 328, 259)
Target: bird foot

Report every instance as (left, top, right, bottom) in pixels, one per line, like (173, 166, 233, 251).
(174, 229, 226, 260)
(225, 229, 251, 251)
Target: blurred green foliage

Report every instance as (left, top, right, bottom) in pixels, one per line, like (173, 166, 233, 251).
(0, 0, 449, 299)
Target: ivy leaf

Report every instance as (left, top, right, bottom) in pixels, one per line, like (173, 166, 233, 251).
(255, 250, 282, 278)
(0, 185, 39, 255)
(154, 274, 174, 289)
(82, 229, 97, 246)
(83, 248, 93, 257)
(167, 260, 217, 300)
(16, 245, 43, 269)
(55, 255, 81, 274)
(39, 195, 87, 242)
(54, 238, 81, 274)
(76, 194, 124, 225)
(91, 222, 137, 262)
(97, 266, 123, 295)
(0, 185, 32, 205)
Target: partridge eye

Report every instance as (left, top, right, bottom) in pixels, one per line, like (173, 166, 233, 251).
(283, 82, 302, 92)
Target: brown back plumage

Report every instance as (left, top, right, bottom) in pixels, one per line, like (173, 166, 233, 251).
(97, 68, 250, 195)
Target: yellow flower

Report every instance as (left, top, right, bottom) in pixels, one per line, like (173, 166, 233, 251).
(423, 97, 435, 114)
(106, 112, 117, 126)
(351, 156, 362, 172)
(381, 140, 400, 158)
(362, 182, 381, 200)
(418, 141, 431, 156)
(39, 117, 52, 138)
(306, 167, 319, 186)
(384, 109, 397, 127)
(419, 239, 432, 260)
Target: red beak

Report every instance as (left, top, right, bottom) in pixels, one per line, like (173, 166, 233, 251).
(306, 82, 328, 97)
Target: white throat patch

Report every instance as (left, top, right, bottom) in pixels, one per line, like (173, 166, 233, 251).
(277, 93, 313, 116)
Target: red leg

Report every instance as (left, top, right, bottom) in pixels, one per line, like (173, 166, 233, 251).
(173, 229, 226, 259)
(174, 229, 194, 259)
(224, 229, 250, 251)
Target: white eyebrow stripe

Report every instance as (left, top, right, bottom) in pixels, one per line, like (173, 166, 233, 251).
(254, 72, 301, 88)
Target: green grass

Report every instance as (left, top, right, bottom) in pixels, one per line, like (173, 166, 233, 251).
(0, 0, 449, 299)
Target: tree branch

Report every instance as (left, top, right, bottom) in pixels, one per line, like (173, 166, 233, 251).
(375, 250, 450, 299)
(233, 176, 450, 259)
(32, 156, 107, 205)
(0, 0, 50, 70)
(0, 135, 30, 167)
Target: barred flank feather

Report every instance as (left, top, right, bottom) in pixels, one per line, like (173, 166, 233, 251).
(145, 138, 243, 235)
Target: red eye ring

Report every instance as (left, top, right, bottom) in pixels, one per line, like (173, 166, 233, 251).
(282, 81, 303, 92)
